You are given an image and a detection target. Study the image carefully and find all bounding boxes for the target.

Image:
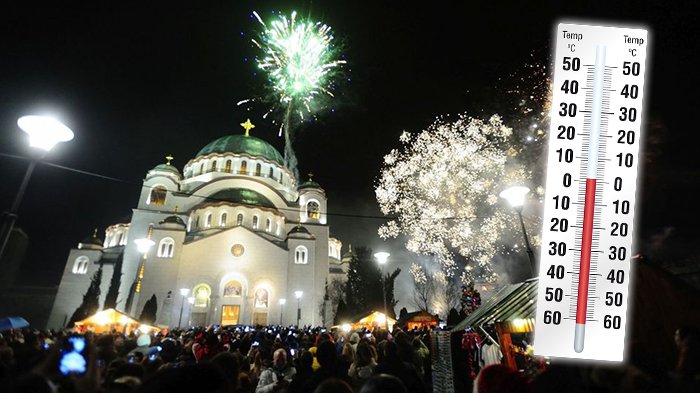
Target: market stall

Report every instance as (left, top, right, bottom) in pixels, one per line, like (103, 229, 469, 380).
(397, 310, 440, 330)
(451, 279, 539, 372)
(73, 308, 160, 334)
(341, 310, 397, 331)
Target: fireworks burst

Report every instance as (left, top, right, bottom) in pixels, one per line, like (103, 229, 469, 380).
(246, 10, 346, 176)
(376, 114, 539, 282)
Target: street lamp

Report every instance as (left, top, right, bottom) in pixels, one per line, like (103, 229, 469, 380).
(178, 288, 190, 329)
(187, 297, 195, 326)
(374, 252, 390, 331)
(0, 116, 74, 262)
(279, 298, 286, 325)
(128, 238, 155, 315)
(294, 291, 303, 327)
(499, 186, 536, 275)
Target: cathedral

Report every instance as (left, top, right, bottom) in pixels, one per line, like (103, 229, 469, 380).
(47, 120, 348, 329)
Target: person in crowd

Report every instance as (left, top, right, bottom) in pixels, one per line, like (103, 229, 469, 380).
(312, 378, 353, 393)
(302, 340, 350, 392)
(348, 342, 377, 389)
(473, 364, 530, 393)
(289, 350, 314, 393)
(374, 341, 425, 393)
(211, 351, 241, 392)
(359, 374, 408, 393)
(256, 348, 296, 393)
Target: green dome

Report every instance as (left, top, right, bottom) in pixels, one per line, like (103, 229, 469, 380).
(207, 188, 275, 209)
(153, 163, 180, 174)
(196, 135, 284, 165)
(160, 215, 186, 226)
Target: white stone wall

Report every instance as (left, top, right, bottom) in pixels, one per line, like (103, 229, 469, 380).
(47, 249, 113, 329)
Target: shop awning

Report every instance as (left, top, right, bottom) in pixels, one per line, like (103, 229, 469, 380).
(451, 278, 538, 332)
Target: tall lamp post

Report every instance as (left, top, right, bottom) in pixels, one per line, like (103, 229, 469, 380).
(178, 288, 190, 329)
(279, 298, 286, 325)
(130, 238, 155, 315)
(499, 186, 536, 276)
(374, 252, 390, 331)
(0, 116, 74, 262)
(294, 291, 303, 327)
(187, 296, 195, 326)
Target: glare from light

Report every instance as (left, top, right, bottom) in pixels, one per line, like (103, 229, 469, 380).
(17, 115, 74, 151)
(499, 186, 531, 208)
(179, 288, 190, 297)
(134, 238, 155, 254)
(279, 298, 287, 305)
(374, 252, 390, 265)
(187, 296, 195, 305)
(294, 290, 303, 299)
(341, 324, 351, 333)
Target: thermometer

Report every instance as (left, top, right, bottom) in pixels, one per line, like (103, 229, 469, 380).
(534, 23, 649, 361)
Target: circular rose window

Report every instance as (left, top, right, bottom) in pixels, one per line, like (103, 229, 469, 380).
(231, 244, 245, 257)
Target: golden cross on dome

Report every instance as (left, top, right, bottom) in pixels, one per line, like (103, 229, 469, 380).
(240, 118, 255, 137)
(308, 173, 314, 180)
(165, 154, 174, 165)
(93, 228, 98, 238)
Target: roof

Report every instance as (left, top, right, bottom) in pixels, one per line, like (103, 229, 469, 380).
(196, 134, 284, 165)
(451, 278, 538, 332)
(160, 215, 186, 226)
(298, 180, 322, 190)
(288, 225, 310, 235)
(205, 188, 276, 209)
(153, 163, 180, 174)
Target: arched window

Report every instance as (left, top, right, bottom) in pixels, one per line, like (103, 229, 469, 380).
(255, 163, 262, 176)
(254, 288, 269, 308)
(306, 200, 320, 219)
(266, 218, 271, 232)
(220, 212, 228, 227)
(148, 186, 167, 206)
(200, 163, 204, 174)
(279, 173, 283, 183)
(192, 284, 211, 308)
(294, 246, 308, 264)
(268, 167, 274, 178)
(240, 161, 247, 174)
(223, 280, 242, 297)
(252, 216, 259, 230)
(194, 216, 200, 229)
(117, 233, 124, 246)
(72, 256, 90, 274)
(210, 160, 217, 172)
(205, 213, 212, 228)
(225, 160, 232, 173)
(237, 213, 243, 226)
(158, 237, 175, 258)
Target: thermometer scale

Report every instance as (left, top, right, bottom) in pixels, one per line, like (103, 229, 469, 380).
(534, 23, 649, 361)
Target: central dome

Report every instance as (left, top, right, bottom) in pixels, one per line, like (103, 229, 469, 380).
(196, 135, 284, 165)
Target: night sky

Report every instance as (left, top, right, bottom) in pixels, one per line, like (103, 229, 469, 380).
(1, 1, 698, 307)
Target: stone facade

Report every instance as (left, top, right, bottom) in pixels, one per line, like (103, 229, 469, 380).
(48, 130, 347, 329)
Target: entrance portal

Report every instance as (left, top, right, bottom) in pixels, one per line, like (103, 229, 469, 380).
(253, 312, 267, 325)
(221, 305, 240, 326)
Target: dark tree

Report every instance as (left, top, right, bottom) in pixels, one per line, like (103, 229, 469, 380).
(446, 308, 461, 327)
(103, 253, 123, 310)
(345, 246, 401, 318)
(334, 299, 349, 325)
(139, 294, 158, 324)
(399, 307, 408, 320)
(67, 264, 103, 327)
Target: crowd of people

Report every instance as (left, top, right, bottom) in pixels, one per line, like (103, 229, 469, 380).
(0, 324, 433, 393)
(0, 323, 698, 393)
